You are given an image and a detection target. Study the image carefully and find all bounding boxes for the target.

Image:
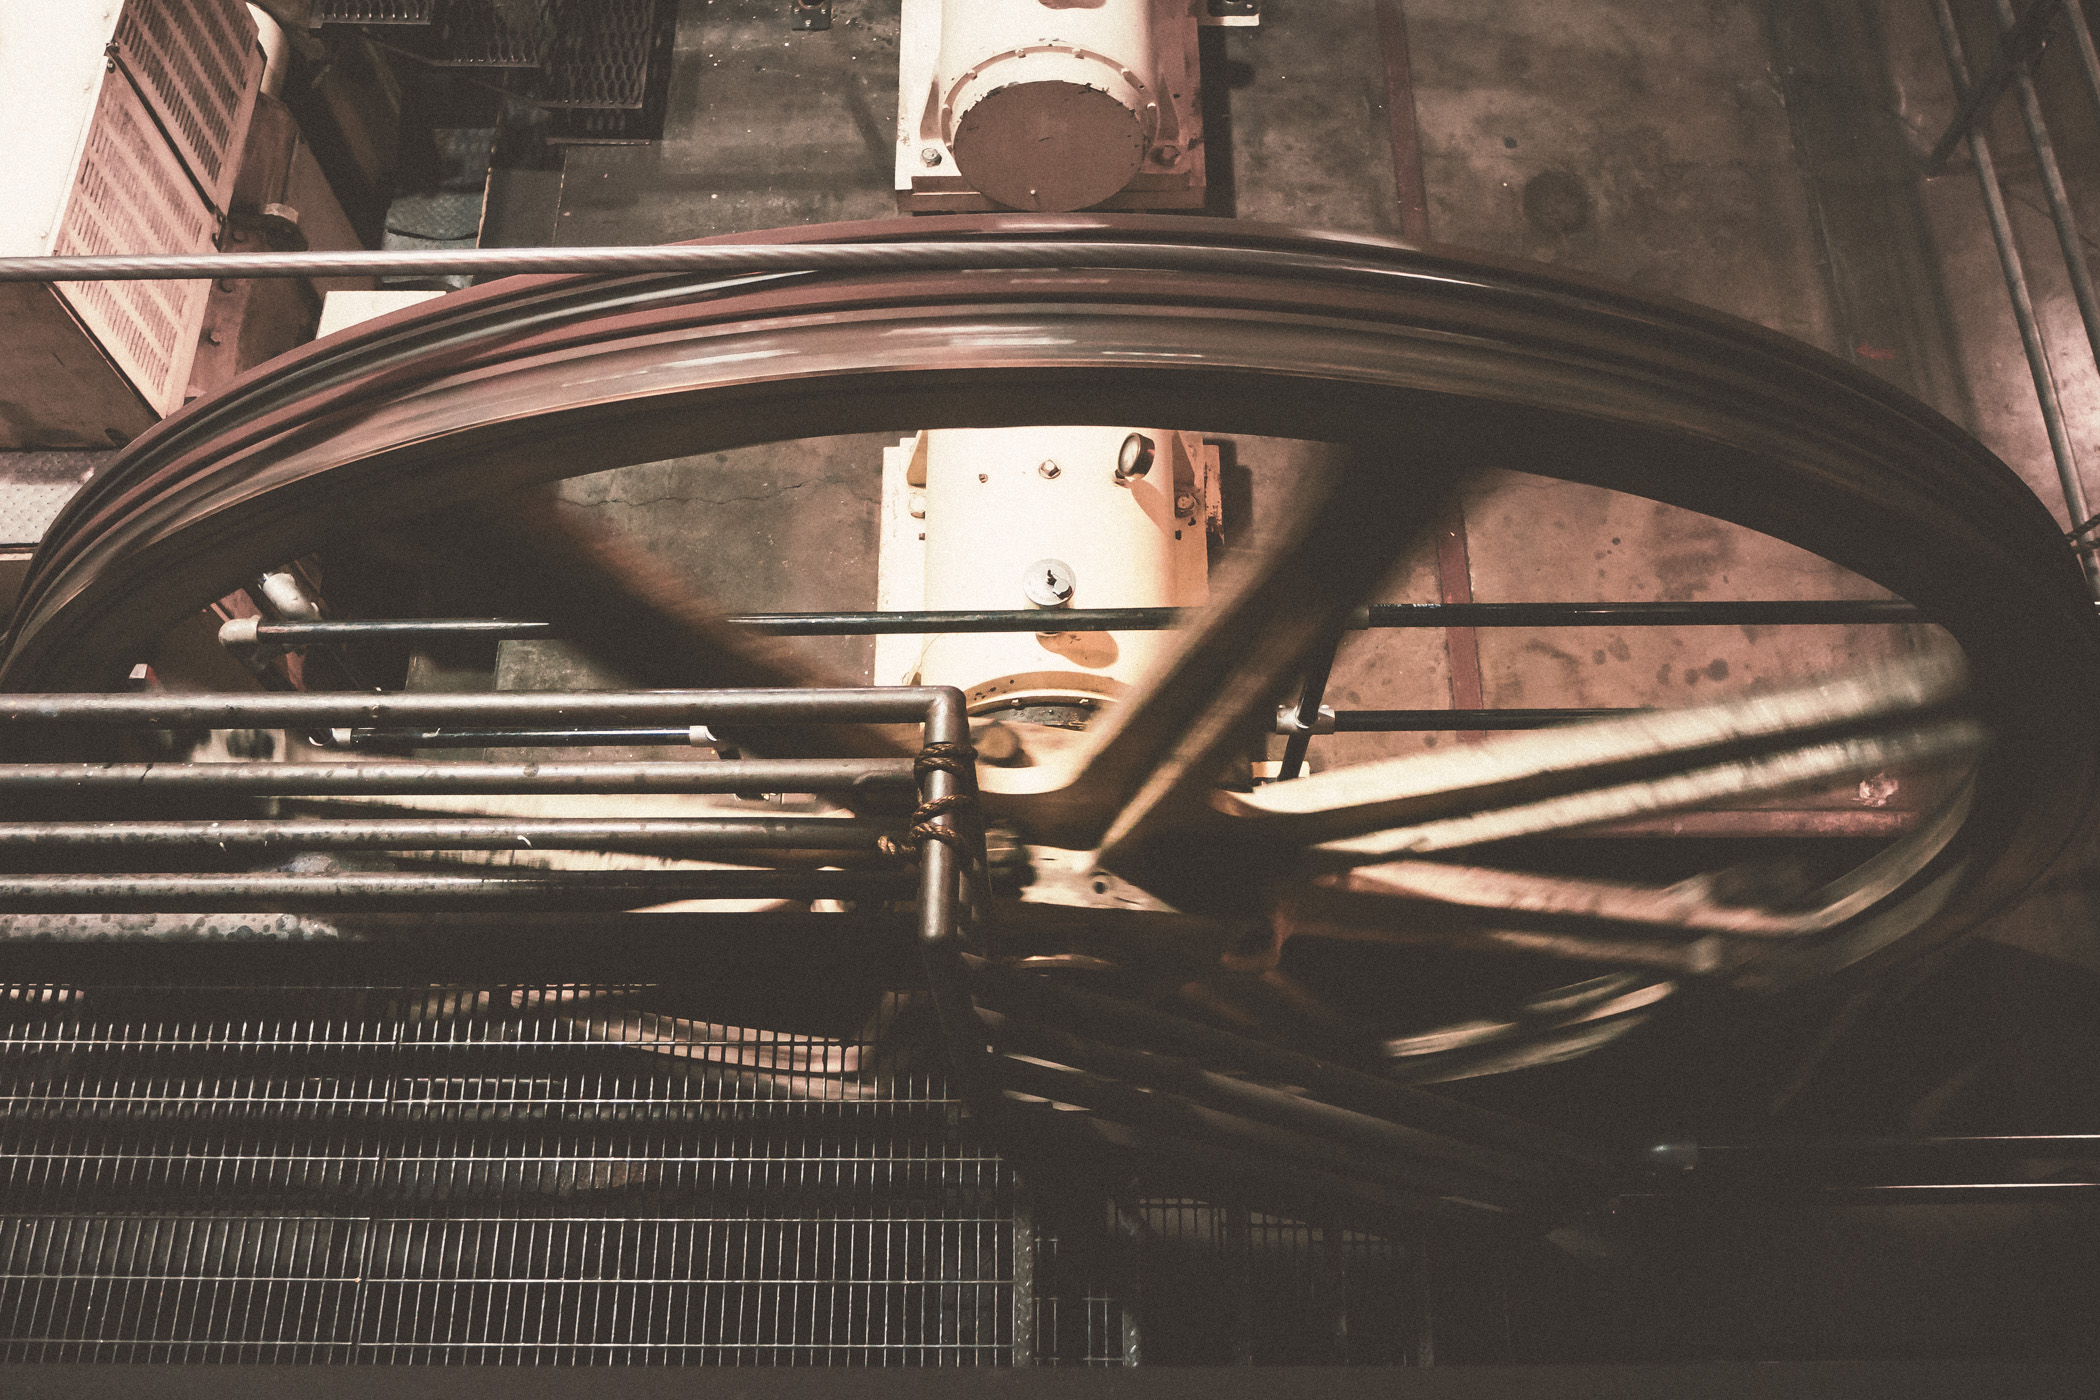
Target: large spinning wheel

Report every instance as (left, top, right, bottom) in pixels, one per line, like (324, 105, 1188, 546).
(6, 217, 2099, 1219)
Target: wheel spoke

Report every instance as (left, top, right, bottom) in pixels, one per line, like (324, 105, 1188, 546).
(1213, 651, 1970, 847)
(454, 490, 913, 761)
(1017, 442, 1449, 854)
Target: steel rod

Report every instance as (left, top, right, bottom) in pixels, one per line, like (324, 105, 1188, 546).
(980, 1007, 1560, 1193)
(1279, 643, 1340, 780)
(0, 239, 1390, 283)
(221, 602, 1936, 650)
(0, 869, 902, 912)
(1933, 0, 2099, 592)
(1324, 707, 1638, 731)
(970, 964, 1622, 1176)
(0, 759, 910, 794)
(0, 817, 894, 852)
(349, 728, 703, 748)
(1993, 0, 2100, 383)
(1925, 0, 2063, 172)
(0, 687, 946, 727)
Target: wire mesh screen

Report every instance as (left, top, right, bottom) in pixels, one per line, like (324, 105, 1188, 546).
(0, 982, 1014, 1365)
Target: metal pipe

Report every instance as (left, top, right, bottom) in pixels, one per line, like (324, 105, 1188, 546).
(1992, 0, 2100, 383)
(1924, 0, 2063, 172)
(0, 869, 903, 912)
(0, 240, 1411, 284)
(348, 728, 703, 748)
(0, 758, 910, 795)
(970, 964, 1622, 1176)
(220, 601, 1937, 649)
(915, 688, 1002, 1116)
(980, 1007, 1561, 1193)
(1279, 644, 1339, 779)
(0, 817, 894, 852)
(0, 687, 947, 727)
(1933, 0, 2099, 591)
(1321, 707, 1638, 732)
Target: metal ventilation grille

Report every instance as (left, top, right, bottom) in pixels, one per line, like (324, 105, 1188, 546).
(437, 0, 558, 68)
(311, 0, 439, 22)
(538, 0, 657, 108)
(0, 982, 1016, 1365)
(53, 75, 216, 418)
(112, 0, 261, 208)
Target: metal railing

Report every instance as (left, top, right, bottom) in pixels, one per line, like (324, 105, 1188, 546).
(0, 686, 990, 1092)
(217, 600, 1933, 741)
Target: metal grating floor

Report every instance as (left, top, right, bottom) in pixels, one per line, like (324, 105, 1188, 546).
(0, 982, 1015, 1365)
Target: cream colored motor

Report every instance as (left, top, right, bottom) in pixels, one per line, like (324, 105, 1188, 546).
(876, 426, 1218, 727)
(896, 0, 1233, 214)
(934, 1, 1160, 212)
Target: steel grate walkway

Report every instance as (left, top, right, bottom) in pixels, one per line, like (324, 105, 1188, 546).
(0, 982, 1013, 1365)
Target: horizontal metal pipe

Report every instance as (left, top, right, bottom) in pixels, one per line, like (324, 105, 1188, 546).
(224, 601, 1936, 649)
(0, 869, 901, 912)
(0, 687, 949, 727)
(349, 728, 702, 749)
(0, 758, 910, 794)
(0, 817, 894, 852)
(0, 239, 1377, 283)
(1326, 707, 1638, 732)
(1359, 600, 1927, 628)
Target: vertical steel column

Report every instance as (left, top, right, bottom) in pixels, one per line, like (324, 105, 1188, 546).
(913, 687, 1001, 1117)
(1933, 0, 2099, 591)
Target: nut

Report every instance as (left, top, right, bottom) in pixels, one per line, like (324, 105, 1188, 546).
(920, 146, 944, 167)
(1038, 460, 1061, 479)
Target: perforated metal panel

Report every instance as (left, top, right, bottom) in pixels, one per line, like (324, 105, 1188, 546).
(112, 0, 263, 210)
(52, 74, 217, 418)
(437, 0, 557, 69)
(538, 0, 656, 108)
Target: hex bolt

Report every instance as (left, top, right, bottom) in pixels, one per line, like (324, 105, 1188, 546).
(1174, 492, 1195, 513)
(1024, 558, 1076, 608)
(1038, 460, 1061, 479)
(920, 147, 945, 167)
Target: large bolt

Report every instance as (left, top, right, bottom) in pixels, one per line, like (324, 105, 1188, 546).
(1038, 460, 1061, 479)
(920, 146, 945, 167)
(1024, 558, 1076, 608)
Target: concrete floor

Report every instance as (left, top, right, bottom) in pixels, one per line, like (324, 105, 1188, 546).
(507, 0, 1952, 794)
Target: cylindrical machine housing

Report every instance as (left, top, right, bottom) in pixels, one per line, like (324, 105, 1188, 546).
(908, 425, 1209, 713)
(934, 0, 1162, 212)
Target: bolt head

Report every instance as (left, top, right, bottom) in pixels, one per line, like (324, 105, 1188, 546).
(1023, 558, 1076, 608)
(1037, 460, 1061, 479)
(1175, 493, 1195, 512)
(919, 146, 945, 167)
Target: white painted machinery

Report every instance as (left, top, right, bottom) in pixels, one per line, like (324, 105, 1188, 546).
(877, 426, 1220, 741)
(895, 0, 1257, 213)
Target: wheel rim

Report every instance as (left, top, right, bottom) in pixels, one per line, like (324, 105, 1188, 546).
(7, 214, 2096, 1072)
